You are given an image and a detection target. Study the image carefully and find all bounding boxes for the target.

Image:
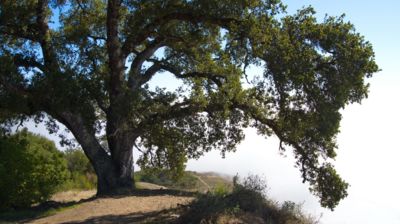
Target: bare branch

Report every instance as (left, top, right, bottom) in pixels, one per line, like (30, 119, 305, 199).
(36, 0, 58, 70)
(127, 39, 165, 89)
(87, 34, 107, 42)
(13, 54, 45, 71)
(136, 101, 202, 132)
(145, 60, 225, 87)
(136, 99, 226, 135)
(94, 97, 108, 114)
(54, 111, 112, 166)
(136, 62, 163, 86)
(122, 11, 238, 56)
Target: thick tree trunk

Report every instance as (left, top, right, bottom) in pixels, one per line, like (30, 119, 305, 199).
(102, 122, 136, 194)
(56, 111, 135, 195)
(111, 148, 134, 188)
(95, 152, 134, 195)
(98, 0, 135, 195)
(82, 141, 135, 196)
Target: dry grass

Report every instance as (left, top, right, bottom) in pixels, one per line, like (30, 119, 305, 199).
(136, 181, 168, 190)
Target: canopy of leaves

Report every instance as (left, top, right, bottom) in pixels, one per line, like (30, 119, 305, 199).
(0, 129, 68, 210)
(0, 0, 378, 209)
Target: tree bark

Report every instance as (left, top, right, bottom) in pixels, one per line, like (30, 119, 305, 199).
(110, 146, 134, 190)
(55, 111, 135, 195)
(103, 0, 135, 193)
(106, 117, 136, 192)
(96, 135, 135, 194)
(96, 156, 134, 195)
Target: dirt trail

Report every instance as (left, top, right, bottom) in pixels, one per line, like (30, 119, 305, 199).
(192, 174, 210, 191)
(28, 184, 193, 224)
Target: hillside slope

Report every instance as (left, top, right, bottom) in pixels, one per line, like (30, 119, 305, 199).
(134, 170, 232, 192)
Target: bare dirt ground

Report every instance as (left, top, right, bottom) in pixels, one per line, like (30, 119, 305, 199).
(50, 190, 96, 203)
(27, 183, 194, 224)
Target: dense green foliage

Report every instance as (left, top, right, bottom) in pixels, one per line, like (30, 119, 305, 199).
(61, 148, 97, 190)
(0, 130, 68, 210)
(0, 0, 378, 208)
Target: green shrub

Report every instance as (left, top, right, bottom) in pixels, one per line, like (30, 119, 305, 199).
(178, 174, 318, 224)
(60, 148, 97, 190)
(212, 182, 230, 197)
(63, 148, 94, 174)
(0, 130, 68, 210)
(60, 173, 97, 190)
(178, 174, 267, 223)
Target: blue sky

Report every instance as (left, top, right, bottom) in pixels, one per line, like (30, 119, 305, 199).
(22, 1, 400, 223)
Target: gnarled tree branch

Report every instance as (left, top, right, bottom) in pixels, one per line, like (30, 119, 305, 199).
(144, 59, 225, 87)
(36, 0, 59, 72)
(127, 38, 166, 89)
(54, 111, 111, 165)
(122, 11, 238, 56)
(13, 54, 45, 71)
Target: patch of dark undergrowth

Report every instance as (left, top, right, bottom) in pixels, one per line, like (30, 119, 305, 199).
(177, 174, 319, 224)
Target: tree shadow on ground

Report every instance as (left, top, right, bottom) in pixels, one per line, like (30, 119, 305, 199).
(101, 188, 199, 199)
(0, 189, 195, 223)
(0, 196, 97, 223)
(60, 207, 182, 224)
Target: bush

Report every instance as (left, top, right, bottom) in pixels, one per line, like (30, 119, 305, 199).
(60, 148, 97, 190)
(0, 130, 68, 210)
(60, 172, 97, 190)
(63, 148, 94, 174)
(178, 174, 267, 223)
(178, 174, 318, 224)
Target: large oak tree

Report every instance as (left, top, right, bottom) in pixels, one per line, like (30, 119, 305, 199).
(0, 0, 378, 209)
